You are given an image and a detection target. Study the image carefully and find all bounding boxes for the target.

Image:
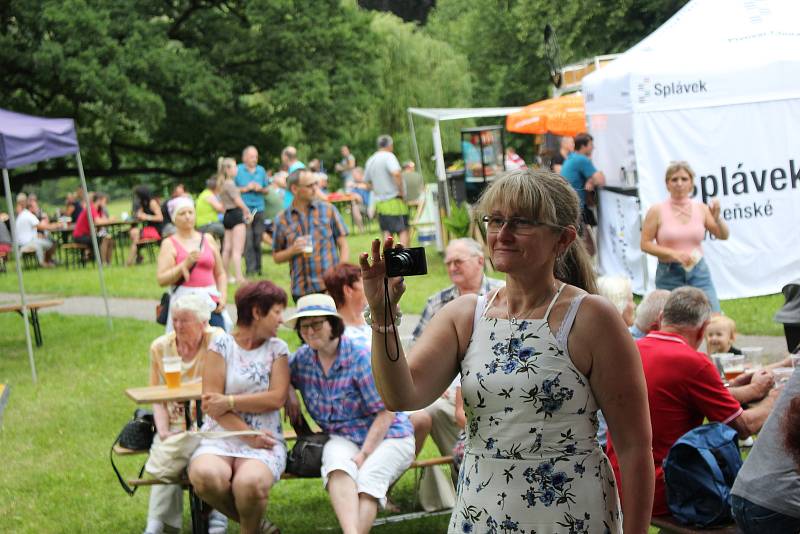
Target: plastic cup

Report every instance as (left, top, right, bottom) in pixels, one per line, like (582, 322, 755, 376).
(791, 354, 800, 368)
(163, 356, 182, 389)
(720, 353, 745, 382)
(773, 367, 794, 385)
(740, 346, 764, 370)
(710, 353, 730, 380)
(301, 234, 313, 256)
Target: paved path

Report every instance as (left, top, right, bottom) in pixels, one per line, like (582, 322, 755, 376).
(0, 292, 789, 356)
(0, 292, 421, 339)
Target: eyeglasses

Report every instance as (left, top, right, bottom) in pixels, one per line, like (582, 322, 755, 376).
(444, 257, 477, 268)
(481, 215, 563, 235)
(298, 319, 326, 332)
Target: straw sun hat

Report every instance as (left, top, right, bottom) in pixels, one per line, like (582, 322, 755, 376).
(284, 293, 342, 328)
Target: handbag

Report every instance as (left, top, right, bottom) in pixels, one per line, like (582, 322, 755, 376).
(155, 233, 205, 325)
(145, 429, 261, 482)
(417, 465, 456, 512)
(110, 409, 155, 496)
(286, 414, 330, 478)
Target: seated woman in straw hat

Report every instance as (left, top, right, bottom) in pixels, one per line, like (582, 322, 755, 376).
(284, 294, 415, 534)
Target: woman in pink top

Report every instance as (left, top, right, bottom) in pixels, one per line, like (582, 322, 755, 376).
(640, 161, 729, 311)
(157, 196, 232, 332)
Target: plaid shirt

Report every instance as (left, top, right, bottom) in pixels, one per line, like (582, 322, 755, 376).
(289, 335, 412, 446)
(272, 200, 348, 298)
(411, 275, 505, 342)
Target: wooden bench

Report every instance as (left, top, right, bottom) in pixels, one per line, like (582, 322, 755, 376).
(0, 299, 64, 346)
(651, 515, 737, 533)
(19, 245, 39, 269)
(114, 438, 455, 524)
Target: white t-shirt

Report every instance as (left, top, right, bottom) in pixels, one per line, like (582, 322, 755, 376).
(15, 209, 40, 246)
(364, 150, 402, 202)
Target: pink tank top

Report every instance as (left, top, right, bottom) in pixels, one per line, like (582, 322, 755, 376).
(656, 200, 706, 255)
(171, 235, 217, 288)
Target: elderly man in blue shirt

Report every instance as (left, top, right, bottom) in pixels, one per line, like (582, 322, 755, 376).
(236, 145, 269, 276)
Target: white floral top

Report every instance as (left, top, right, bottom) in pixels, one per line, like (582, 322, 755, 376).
(191, 334, 289, 480)
(450, 287, 621, 534)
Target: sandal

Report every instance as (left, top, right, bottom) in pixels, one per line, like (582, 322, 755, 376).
(259, 518, 281, 534)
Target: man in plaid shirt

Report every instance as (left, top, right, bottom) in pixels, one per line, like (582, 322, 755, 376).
(273, 169, 349, 302)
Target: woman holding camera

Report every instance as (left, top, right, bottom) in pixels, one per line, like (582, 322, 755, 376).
(361, 170, 654, 533)
(284, 294, 414, 534)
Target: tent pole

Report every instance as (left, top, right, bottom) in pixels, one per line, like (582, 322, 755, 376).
(2, 168, 37, 383)
(432, 119, 450, 214)
(75, 152, 112, 330)
(408, 111, 423, 176)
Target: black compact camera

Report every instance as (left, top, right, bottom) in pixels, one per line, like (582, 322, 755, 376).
(385, 247, 428, 277)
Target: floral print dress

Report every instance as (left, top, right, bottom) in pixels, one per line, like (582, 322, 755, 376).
(191, 334, 288, 480)
(450, 285, 622, 534)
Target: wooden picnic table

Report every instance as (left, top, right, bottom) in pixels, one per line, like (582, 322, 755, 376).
(50, 219, 138, 266)
(0, 299, 63, 346)
(326, 193, 359, 231)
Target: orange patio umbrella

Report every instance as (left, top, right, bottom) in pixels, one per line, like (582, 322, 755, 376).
(505, 93, 586, 137)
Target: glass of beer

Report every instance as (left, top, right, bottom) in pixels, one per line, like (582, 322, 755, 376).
(301, 234, 313, 256)
(720, 353, 745, 383)
(163, 355, 182, 389)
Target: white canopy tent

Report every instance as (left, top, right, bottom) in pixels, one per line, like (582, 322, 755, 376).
(406, 107, 522, 249)
(1, 108, 112, 383)
(583, 0, 800, 298)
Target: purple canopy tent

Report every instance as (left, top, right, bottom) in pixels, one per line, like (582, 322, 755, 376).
(1, 108, 111, 383)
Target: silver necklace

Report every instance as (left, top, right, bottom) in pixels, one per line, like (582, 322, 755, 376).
(505, 283, 557, 324)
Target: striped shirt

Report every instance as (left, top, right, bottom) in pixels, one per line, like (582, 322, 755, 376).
(289, 335, 412, 446)
(272, 200, 348, 298)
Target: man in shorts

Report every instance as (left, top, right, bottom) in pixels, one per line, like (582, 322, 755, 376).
(364, 135, 409, 246)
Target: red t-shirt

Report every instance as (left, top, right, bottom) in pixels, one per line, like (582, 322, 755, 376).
(73, 203, 100, 238)
(606, 330, 743, 516)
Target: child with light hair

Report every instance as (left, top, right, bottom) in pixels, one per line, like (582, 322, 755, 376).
(596, 275, 635, 327)
(705, 315, 742, 355)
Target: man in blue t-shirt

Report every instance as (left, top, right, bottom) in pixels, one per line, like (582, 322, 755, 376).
(236, 145, 268, 276)
(280, 146, 306, 209)
(559, 133, 605, 255)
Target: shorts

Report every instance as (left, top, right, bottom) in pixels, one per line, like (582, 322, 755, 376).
(321, 434, 415, 507)
(142, 226, 161, 240)
(656, 258, 721, 312)
(378, 214, 408, 234)
(0, 243, 10, 255)
(223, 208, 244, 230)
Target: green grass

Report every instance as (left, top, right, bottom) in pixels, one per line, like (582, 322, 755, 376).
(0, 232, 465, 316)
(0, 229, 784, 335)
(0, 313, 450, 533)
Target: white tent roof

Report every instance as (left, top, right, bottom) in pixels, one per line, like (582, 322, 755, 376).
(583, 0, 800, 114)
(408, 107, 522, 121)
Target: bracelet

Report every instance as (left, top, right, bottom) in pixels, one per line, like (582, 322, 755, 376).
(363, 306, 402, 326)
(228, 395, 235, 410)
(371, 323, 398, 335)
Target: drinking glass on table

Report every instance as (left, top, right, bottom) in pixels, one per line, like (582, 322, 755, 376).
(163, 353, 182, 389)
(720, 353, 745, 383)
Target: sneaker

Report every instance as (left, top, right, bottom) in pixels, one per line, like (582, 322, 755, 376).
(208, 510, 228, 534)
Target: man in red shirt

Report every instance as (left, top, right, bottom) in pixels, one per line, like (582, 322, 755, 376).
(606, 286, 776, 517)
(72, 192, 113, 265)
